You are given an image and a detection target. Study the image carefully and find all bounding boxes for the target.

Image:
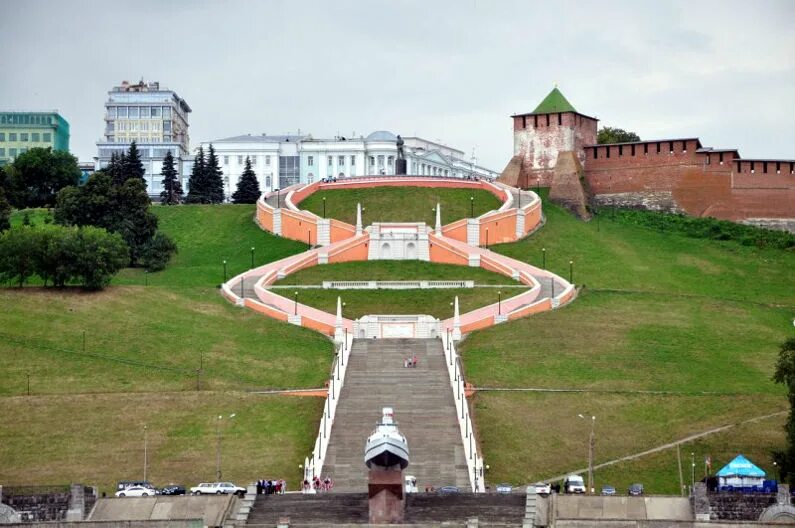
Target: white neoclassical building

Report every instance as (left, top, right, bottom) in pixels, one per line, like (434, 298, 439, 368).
(200, 130, 498, 199)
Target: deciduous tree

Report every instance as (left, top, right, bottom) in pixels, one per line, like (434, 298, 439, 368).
(597, 127, 641, 144)
(8, 147, 81, 208)
(773, 337, 795, 487)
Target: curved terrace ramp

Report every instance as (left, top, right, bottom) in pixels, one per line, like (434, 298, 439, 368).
(323, 338, 469, 492)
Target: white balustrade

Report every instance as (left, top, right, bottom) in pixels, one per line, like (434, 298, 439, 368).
(302, 333, 353, 488)
(441, 333, 486, 493)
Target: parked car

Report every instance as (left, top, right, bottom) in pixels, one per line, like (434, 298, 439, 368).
(159, 485, 186, 496)
(115, 486, 155, 497)
(532, 482, 552, 495)
(116, 480, 155, 492)
(628, 483, 644, 496)
(601, 485, 616, 496)
(495, 483, 513, 494)
(564, 475, 586, 494)
(190, 482, 246, 496)
(437, 486, 461, 495)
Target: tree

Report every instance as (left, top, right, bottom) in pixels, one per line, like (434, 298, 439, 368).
(773, 337, 795, 487)
(232, 156, 261, 204)
(0, 227, 37, 286)
(159, 151, 183, 205)
(186, 146, 206, 203)
(124, 141, 146, 184)
(68, 226, 129, 289)
(597, 127, 641, 144)
(0, 188, 10, 232)
(9, 147, 81, 208)
(54, 172, 158, 266)
(205, 144, 225, 204)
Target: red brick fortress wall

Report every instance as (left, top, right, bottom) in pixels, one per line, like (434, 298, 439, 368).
(584, 140, 795, 222)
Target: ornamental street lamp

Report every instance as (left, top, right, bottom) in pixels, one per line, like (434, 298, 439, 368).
(143, 424, 148, 482)
(294, 291, 299, 316)
(497, 290, 502, 315)
(569, 260, 574, 284)
(323, 197, 326, 218)
(216, 413, 236, 480)
(578, 414, 596, 494)
(223, 260, 228, 283)
(470, 196, 474, 217)
(542, 248, 546, 269)
(250, 246, 255, 268)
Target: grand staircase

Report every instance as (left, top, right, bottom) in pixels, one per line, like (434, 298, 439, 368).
(323, 338, 470, 492)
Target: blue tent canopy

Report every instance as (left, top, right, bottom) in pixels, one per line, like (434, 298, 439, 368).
(716, 455, 766, 478)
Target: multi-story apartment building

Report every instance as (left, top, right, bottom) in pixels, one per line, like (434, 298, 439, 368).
(95, 80, 191, 197)
(0, 111, 70, 165)
(202, 130, 497, 199)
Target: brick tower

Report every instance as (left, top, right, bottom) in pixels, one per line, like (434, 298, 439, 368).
(500, 87, 598, 189)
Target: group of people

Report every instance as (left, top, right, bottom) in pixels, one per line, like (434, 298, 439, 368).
(302, 475, 334, 492)
(256, 479, 286, 495)
(403, 355, 419, 368)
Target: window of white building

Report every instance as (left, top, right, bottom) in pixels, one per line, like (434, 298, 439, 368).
(387, 156, 393, 167)
(369, 156, 375, 166)
(266, 175, 271, 187)
(129, 107, 139, 118)
(307, 156, 313, 166)
(338, 155, 345, 166)
(224, 156, 229, 165)
(117, 106, 128, 118)
(250, 155, 257, 164)
(350, 156, 356, 166)
(238, 155, 243, 164)
(327, 156, 332, 167)
(377, 155, 384, 166)
(140, 106, 149, 118)
(266, 155, 271, 166)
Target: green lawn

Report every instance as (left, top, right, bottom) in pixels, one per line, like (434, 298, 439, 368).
(274, 260, 525, 319)
(475, 391, 785, 492)
(0, 204, 328, 490)
(297, 187, 502, 225)
(0, 392, 322, 493)
(9, 207, 52, 227)
(463, 192, 794, 493)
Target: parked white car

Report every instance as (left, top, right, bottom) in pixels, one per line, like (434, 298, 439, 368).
(532, 482, 552, 495)
(115, 486, 155, 497)
(190, 482, 246, 496)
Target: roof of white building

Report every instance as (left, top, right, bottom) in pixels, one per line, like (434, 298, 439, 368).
(366, 130, 398, 142)
(212, 134, 305, 143)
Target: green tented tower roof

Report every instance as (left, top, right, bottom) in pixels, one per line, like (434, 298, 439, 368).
(532, 87, 577, 114)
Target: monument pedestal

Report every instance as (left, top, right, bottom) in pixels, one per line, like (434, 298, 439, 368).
(368, 465, 405, 524)
(395, 158, 407, 176)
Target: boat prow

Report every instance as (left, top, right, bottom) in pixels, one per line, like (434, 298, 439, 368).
(364, 407, 410, 470)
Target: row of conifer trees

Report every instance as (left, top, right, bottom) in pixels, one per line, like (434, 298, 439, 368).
(159, 144, 261, 205)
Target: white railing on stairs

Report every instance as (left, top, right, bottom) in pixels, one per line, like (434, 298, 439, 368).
(302, 333, 353, 490)
(441, 332, 486, 493)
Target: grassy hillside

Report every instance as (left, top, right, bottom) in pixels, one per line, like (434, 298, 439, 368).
(298, 187, 502, 226)
(464, 194, 794, 491)
(0, 205, 328, 491)
(274, 260, 525, 319)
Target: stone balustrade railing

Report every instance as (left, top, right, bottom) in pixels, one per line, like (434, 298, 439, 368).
(303, 333, 353, 487)
(321, 280, 474, 290)
(441, 332, 486, 493)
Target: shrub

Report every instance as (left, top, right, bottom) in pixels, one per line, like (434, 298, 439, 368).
(140, 231, 178, 272)
(602, 209, 795, 250)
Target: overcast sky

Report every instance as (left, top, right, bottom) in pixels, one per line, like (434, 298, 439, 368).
(1, 0, 793, 169)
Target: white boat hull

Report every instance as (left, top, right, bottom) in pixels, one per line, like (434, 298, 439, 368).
(365, 435, 410, 469)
